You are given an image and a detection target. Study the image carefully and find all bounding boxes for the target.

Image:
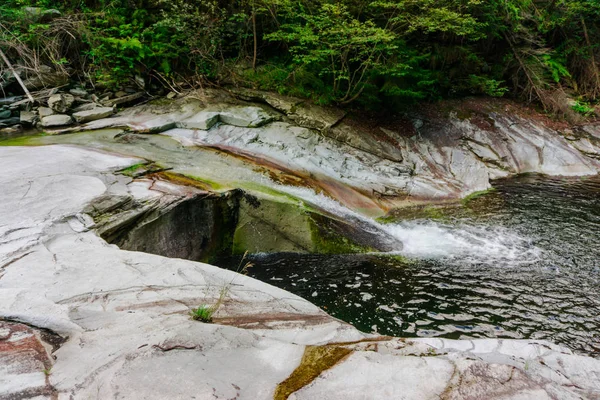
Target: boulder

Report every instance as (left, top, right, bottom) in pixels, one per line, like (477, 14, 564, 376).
(72, 103, 98, 113)
(219, 106, 275, 128)
(20, 111, 37, 126)
(0, 96, 22, 106)
(177, 111, 220, 130)
(103, 92, 144, 107)
(134, 74, 145, 89)
(40, 114, 73, 127)
(72, 107, 115, 123)
(288, 102, 346, 132)
(38, 107, 54, 118)
(0, 117, 20, 127)
(22, 6, 61, 22)
(232, 88, 302, 114)
(0, 110, 11, 119)
(69, 88, 88, 98)
(0, 125, 22, 134)
(48, 93, 75, 113)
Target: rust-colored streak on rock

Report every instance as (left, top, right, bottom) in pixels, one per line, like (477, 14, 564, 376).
(198, 142, 389, 214)
(0, 321, 59, 399)
(213, 312, 333, 330)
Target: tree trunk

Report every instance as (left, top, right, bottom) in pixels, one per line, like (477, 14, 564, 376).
(580, 16, 600, 98)
(252, 5, 258, 72)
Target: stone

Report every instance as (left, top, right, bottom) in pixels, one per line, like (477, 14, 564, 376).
(0, 96, 22, 106)
(72, 107, 115, 123)
(23, 6, 61, 22)
(115, 91, 128, 98)
(0, 125, 22, 134)
(72, 103, 98, 113)
(0, 110, 11, 119)
(38, 106, 54, 117)
(177, 111, 220, 130)
(166, 91, 177, 99)
(69, 88, 88, 97)
(288, 102, 346, 132)
(40, 114, 73, 127)
(48, 93, 75, 113)
(102, 92, 144, 107)
(135, 74, 145, 89)
(19, 111, 37, 125)
(219, 106, 275, 128)
(0, 117, 20, 127)
(232, 88, 302, 114)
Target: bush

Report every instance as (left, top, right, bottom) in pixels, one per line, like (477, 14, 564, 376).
(1, 0, 600, 113)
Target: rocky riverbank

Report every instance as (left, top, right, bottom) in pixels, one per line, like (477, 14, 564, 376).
(1, 144, 600, 399)
(6, 87, 600, 213)
(2, 89, 600, 398)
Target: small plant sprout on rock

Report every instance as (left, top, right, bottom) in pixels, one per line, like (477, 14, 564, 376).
(189, 305, 217, 323)
(189, 252, 254, 323)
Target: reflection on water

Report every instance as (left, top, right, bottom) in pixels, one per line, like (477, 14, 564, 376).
(216, 174, 600, 357)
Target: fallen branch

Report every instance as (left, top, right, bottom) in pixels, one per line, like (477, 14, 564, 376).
(0, 48, 34, 103)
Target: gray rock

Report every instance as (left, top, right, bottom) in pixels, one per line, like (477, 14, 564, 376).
(48, 93, 75, 113)
(288, 102, 346, 132)
(38, 107, 54, 117)
(72, 107, 115, 123)
(177, 112, 220, 130)
(103, 92, 144, 107)
(20, 111, 37, 125)
(134, 74, 145, 89)
(412, 118, 424, 130)
(69, 88, 88, 98)
(0, 117, 20, 127)
(0, 110, 12, 119)
(219, 106, 274, 128)
(232, 88, 303, 114)
(0, 125, 22, 134)
(22, 6, 61, 22)
(72, 103, 98, 113)
(0, 96, 22, 106)
(40, 114, 73, 127)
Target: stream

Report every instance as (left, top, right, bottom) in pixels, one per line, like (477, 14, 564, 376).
(217, 174, 600, 357)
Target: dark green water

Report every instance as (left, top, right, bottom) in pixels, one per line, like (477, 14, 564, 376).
(216, 174, 600, 357)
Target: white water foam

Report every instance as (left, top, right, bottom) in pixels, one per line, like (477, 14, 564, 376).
(269, 183, 542, 266)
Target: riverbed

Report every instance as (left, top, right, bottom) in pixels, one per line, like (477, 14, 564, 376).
(217, 174, 600, 357)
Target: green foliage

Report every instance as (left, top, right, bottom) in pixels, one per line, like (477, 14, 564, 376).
(189, 305, 216, 323)
(2, 0, 600, 111)
(571, 100, 595, 116)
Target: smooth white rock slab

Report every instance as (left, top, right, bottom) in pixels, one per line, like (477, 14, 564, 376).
(1, 142, 600, 399)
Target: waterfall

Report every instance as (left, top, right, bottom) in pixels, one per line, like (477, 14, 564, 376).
(270, 183, 542, 266)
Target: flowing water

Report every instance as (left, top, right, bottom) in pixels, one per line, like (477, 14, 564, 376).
(217, 174, 600, 357)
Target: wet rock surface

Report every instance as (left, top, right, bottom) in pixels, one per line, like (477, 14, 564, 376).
(38, 91, 599, 214)
(1, 145, 600, 399)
